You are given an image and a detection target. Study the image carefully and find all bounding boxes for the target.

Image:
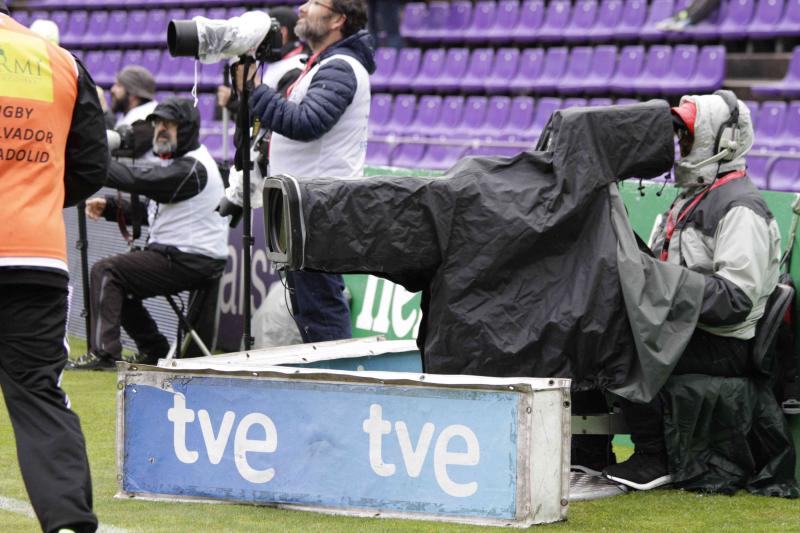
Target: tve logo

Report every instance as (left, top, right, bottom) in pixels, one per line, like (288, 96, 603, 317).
(123, 376, 520, 518)
(353, 276, 422, 339)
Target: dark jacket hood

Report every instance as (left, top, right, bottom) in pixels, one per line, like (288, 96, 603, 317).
(320, 29, 376, 75)
(147, 97, 200, 158)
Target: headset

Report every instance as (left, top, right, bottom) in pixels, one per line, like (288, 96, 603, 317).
(676, 89, 744, 171)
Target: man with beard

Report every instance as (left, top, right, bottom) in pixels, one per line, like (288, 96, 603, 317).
(244, 0, 375, 343)
(71, 97, 229, 370)
(109, 65, 157, 128)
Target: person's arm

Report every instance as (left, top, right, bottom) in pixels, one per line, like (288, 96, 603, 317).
(63, 57, 110, 207)
(249, 58, 357, 141)
(86, 195, 149, 225)
(105, 157, 208, 204)
(698, 206, 772, 325)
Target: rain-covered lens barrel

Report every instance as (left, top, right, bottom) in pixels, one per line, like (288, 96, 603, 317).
(167, 20, 199, 58)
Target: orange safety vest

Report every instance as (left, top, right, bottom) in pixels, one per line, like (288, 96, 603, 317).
(0, 14, 78, 271)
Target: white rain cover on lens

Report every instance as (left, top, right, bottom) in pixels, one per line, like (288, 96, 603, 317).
(194, 11, 272, 64)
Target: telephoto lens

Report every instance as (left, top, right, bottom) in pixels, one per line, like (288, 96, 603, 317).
(168, 20, 199, 58)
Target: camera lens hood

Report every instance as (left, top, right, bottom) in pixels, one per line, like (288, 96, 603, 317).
(168, 20, 199, 58)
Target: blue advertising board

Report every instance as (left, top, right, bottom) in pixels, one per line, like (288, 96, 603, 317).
(118, 366, 570, 526)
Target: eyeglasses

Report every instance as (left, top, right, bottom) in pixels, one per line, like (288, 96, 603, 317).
(305, 0, 341, 14)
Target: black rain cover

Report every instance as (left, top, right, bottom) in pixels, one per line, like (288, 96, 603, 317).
(269, 101, 705, 399)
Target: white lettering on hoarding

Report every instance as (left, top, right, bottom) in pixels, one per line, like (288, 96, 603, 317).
(355, 276, 423, 338)
(362, 403, 480, 497)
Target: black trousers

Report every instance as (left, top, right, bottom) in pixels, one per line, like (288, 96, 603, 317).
(622, 328, 750, 454)
(0, 284, 96, 533)
(89, 246, 225, 360)
(286, 271, 352, 343)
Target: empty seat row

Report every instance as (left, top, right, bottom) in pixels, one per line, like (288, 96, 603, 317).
(401, 0, 800, 44)
(747, 153, 800, 191)
(373, 44, 725, 96)
(12, 7, 248, 48)
(21, 0, 299, 10)
(366, 94, 646, 170)
(77, 49, 224, 89)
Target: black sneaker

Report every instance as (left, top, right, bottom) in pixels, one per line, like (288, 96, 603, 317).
(602, 452, 672, 491)
(67, 352, 116, 371)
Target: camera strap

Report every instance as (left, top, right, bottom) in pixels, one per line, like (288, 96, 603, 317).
(116, 190, 142, 250)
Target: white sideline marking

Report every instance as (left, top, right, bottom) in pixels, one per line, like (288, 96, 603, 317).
(0, 495, 129, 532)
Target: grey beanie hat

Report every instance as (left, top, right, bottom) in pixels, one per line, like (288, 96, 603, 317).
(116, 66, 156, 100)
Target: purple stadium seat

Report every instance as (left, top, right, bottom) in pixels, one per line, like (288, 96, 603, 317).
(583, 45, 618, 94)
(410, 95, 444, 135)
(688, 45, 726, 92)
(47, 10, 69, 36)
(371, 47, 398, 91)
(609, 46, 646, 94)
(437, 48, 471, 92)
(414, 1, 450, 43)
(60, 10, 87, 47)
(559, 47, 595, 94)
(454, 96, 489, 138)
(439, 1, 474, 43)
(387, 48, 422, 91)
(660, 45, 699, 95)
(530, 97, 563, 138)
(538, 0, 573, 41)
(366, 141, 393, 167)
(508, 48, 545, 93)
(743, 100, 761, 125)
(506, 96, 537, 139)
(121, 50, 144, 70)
(432, 95, 466, 136)
(385, 94, 417, 135)
(748, 0, 786, 38)
(615, 97, 641, 105)
(488, 0, 521, 43)
(630, 46, 673, 95)
(461, 48, 496, 93)
(197, 93, 217, 124)
(413, 48, 447, 92)
(143, 10, 169, 47)
(478, 96, 513, 138)
(513, 0, 546, 42)
(565, 0, 600, 42)
(562, 97, 589, 108)
(616, 0, 649, 39)
(776, 0, 800, 36)
(753, 101, 788, 147)
(82, 10, 110, 48)
(767, 157, 800, 191)
(774, 101, 800, 148)
(391, 95, 444, 167)
(86, 50, 121, 87)
(12, 10, 30, 28)
(200, 62, 225, 91)
(752, 47, 800, 98)
(121, 10, 148, 46)
(400, 2, 427, 40)
(534, 47, 568, 93)
(140, 50, 163, 80)
(640, 0, 675, 41)
(719, 0, 757, 39)
(747, 153, 773, 189)
(589, 0, 624, 42)
(202, 133, 223, 161)
(589, 97, 614, 106)
(102, 10, 128, 47)
(464, 0, 498, 44)
(163, 56, 196, 86)
(369, 94, 393, 136)
(485, 48, 521, 93)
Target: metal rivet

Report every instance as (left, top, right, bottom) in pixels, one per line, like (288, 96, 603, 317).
(117, 381, 124, 390)
(561, 498, 569, 506)
(526, 406, 532, 413)
(564, 401, 570, 407)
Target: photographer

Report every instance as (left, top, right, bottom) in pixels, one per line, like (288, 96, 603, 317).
(71, 97, 229, 370)
(247, 0, 375, 343)
(0, 4, 107, 531)
(110, 65, 157, 128)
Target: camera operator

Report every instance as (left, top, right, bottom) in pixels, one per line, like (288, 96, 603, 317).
(217, 6, 309, 117)
(0, 4, 107, 531)
(246, 0, 375, 343)
(70, 97, 229, 370)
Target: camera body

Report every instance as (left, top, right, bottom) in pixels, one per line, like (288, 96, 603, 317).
(106, 121, 155, 160)
(168, 11, 283, 64)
